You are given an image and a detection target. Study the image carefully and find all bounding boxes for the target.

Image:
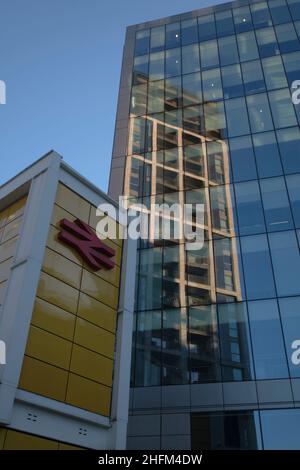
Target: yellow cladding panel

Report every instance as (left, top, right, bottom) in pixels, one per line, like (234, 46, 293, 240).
(0, 227, 3, 243)
(81, 270, 119, 309)
(51, 204, 76, 230)
(25, 326, 72, 370)
(0, 282, 6, 305)
(0, 208, 9, 229)
(77, 292, 117, 333)
(89, 206, 123, 247)
(4, 430, 58, 450)
(37, 272, 79, 314)
(0, 258, 13, 284)
(70, 344, 113, 387)
(19, 356, 68, 401)
(74, 318, 115, 359)
(59, 443, 83, 450)
(0, 236, 18, 263)
(0, 428, 6, 449)
(32, 298, 76, 341)
(102, 238, 122, 267)
(84, 262, 120, 287)
(47, 225, 83, 266)
(43, 248, 82, 290)
(6, 196, 27, 224)
(55, 184, 90, 224)
(2, 218, 22, 243)
(66, 373, 111, 416)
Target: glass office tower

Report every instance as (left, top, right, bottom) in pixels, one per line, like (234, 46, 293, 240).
(109, 0, 300, 450)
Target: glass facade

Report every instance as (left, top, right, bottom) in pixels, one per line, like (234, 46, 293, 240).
(114, 0, 300, 450)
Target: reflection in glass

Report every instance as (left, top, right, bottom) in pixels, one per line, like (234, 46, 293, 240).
(277, 127, 300, 174)
(246, 93, 273, 133)
(222, 64, 244, 99)
(225, 97, 250, 137)
(260, 177, 294, 232)
(241, 60, 266, 95)
(237, 31, 259, 62)
(279, 296, 300, 377)
(255, 27, 279, 57)
(230, 135, 257, 182)
(218, 36, 239, 66)
(135, 310, 161, 386)
(215, 10, 235, 37)
(262, 56, 288, 90)
(253, 131, 283, 178)
(198, 14, 216, 41)
(162, 308, 188, 385)
(261, 409, 300, 450)
(250, 1, 272, 28)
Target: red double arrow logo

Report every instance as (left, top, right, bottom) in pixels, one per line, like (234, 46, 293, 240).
(58, 218, 116, 271)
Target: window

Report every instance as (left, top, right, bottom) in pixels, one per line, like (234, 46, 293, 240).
(129, 116, 146, 154)
(241, 60, 266, 95)
(233, 6, 253, 33)
(218, 35, 239, 66)
(248, 299, 289, 379)
(215, 10, 235, 37)
(135, 29, 150, 56)
(269, 89, 298, 128)
(189, 305, 221, 383)
(163, 245, 185, 307)
(269, 230, 300, 297)
(206, 140, 227, 185)
(225, 97, 250, 137)
(147, 80, 164, 114)
(214, 237, 242, 293)
(162, 308, 188, 385)
(237, 32, 259, 62)
(131, 83, 147, 116)
(279, 297, 300, 378)
(181, 19, 198, 46)
(200, 40, 219, 69)
(149, 51, 164, 80)
(204, 101, 226, 138)
(218, 302, 254, 381)
(150, 26, 165, 52)
(250, 2, 272, 28)
(202, 68, 223, 102)
(135, 310, 161, 386)
(165, 22, 181, 49)
(261, 409, 300, 450)
(235, 181, 265, 235)
(222, 64, 244, 99)
(262, 56, 288, 90)
(260, 177, 294, 231)
(269, 0, 292, 24)
(246, 93, 273, 133)
(182, 73, 202, 106)
(255, 27, 279, 57)
(229, 135, 257, 182)
(133, 55, 149, 84)
(282, 51, 300, 85)
(138, 247, 162, 310)
(165, 48, 181, 77)
(287, 0, 300, 21)
(277, 127, 300, 174)
(253, 131, 283, 178)
(186, 240, 210, 287)
(165, 76, 182, 110)
(198, 14, 216, 41)
(183, 105, 203, 135)
(184, 144, 205, 187)
(286, 174, 300, 227)
(275, 23, 300, 53)
(210, 184, 236, 234)
(182, 44, 200, 74)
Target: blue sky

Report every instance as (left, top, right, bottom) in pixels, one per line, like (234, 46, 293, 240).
(0, 0, 225, 191)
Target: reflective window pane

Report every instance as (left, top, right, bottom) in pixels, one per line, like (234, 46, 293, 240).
(207, 140, 227, 185)
(135, 29, 150, 56)
(162, 308, 188, 385)
(269, 88, 298, 128)
(275, 23, 300, 53)
(181, 19, 198, 45)
(198, 14, 216, 41)
(250, 1, 273, 28)
(182, 44, 200, 74)
(269, 230, 300, 296)
(279, 297, 300, 378)
(182, 72, 202, 106)
(229, 135, 257, 182)
(260, 176, 294, 231)
(204, 101, 226, 139)
(262, 56, 288, 90)
(150, 26, 165, 53)
(237, 32, 259, 62)
(235, 181, 265, 235)
(189, 305, 221, 383)
(135, 310, 161, 386)
(253, 131, 283, 177)
(138, 248, 162, 310)
(165, 48, 181, 78)
(241, 60, 266, 95)
(225, 97, 250, 137)
(131, 83, 147, 116)
(149, 51, 165, 80)
(200, 40, 219, 70)
(165, 76, 182, 110)
(222, 64, 244, 99)
(215, 10, 235, 37)
(214, 237, 244, 295)
(233, 6, 253, 33)
(184, 143, 205, 188)
(277, 127, 300, 174)
(218, 302, 254, 381)
(166, 22, 181, 49)
(248, 299, 289, 379)
(287, 0, 300, 20)
(202, 68, 223, 101)
(261, 409, 300, 450)
(246, 93, 273, 133)
(148, 80, 164, 114)
(133, 55, 149, 84)
(163, 245, 186, 307)
(218, 36, 239, 66)
(269, 0, 292, 24)
(286, 174, 300, 227)
(210, 184, 237, 234)
(255, 27, 280, 57)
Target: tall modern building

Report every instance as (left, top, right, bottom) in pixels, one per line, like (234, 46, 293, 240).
(109, 0, 300, 450)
